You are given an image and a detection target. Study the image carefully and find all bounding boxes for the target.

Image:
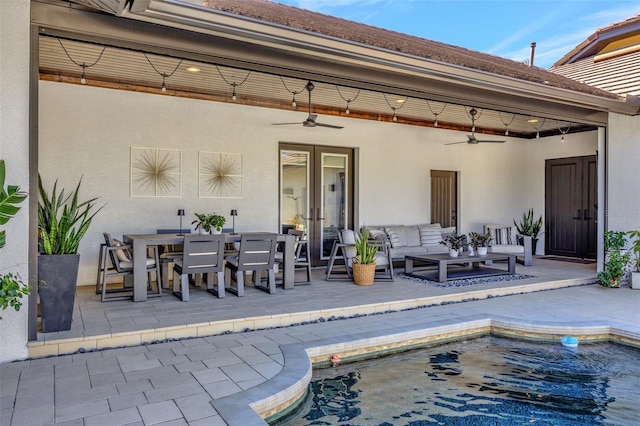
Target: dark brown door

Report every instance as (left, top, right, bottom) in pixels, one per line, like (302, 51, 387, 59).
(280, 143, 354, 266)
(545, 155, 597, 259)
(430, 170, 458, 228)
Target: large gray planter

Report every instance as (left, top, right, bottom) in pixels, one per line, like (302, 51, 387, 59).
(38, 254, 79, 333)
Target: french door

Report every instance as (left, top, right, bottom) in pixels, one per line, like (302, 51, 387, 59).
(280, 143, 354, 266)
(545, 155, 597, 259)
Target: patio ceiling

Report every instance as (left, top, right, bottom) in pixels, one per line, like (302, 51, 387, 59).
(34, 0, 637, 139)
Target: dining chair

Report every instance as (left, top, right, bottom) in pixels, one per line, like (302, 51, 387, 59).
(172, 234, 226, 302)
(274, 229, 311, 284)
(156, 228, 190, 289)
(225, 233, 278, 296)
(96, 233, 162, 302)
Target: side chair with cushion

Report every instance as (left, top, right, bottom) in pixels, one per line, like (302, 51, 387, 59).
(156, 229, 190, 290)
(225, 233, 278, 296)
(172, 234, 226, 302)
(484, 224, 533, 266)
(325, 229, 394, 281)
(97, 233, 161, 302)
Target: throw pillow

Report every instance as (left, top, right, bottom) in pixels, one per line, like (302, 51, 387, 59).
(440, 226, 457, 239)
(491, 227, 513, 245)
(113, 239, 132, 262)
(419, 227, 443, 246)
(385, 226, 407, 248)
(405, 226, 421, 247)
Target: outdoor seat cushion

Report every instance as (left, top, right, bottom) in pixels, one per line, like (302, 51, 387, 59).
(490, 244, 524, 254)
(118, 257, 156, 269)
(424, 245, 448, 255)
(389, 246, 429, 259)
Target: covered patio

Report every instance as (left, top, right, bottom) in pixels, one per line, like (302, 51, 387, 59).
(2, 0, 640, 363)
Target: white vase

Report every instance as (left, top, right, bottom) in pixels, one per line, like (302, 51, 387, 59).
(212, 228, 223, 234)
(477, 246, 488, 256)
(199, 229, 210, 235)
(449, 249, 459, 258)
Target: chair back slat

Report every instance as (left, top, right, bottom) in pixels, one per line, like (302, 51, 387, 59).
(236, 233, 277, 271)
(181, 234, 225, 274)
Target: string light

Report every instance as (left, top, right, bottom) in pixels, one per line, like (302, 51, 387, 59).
(58, 39, 106, 85)
(383, 93, 408, 122)
(426, 100, 447, 127)
(465, 107, 483, 132)
(499, 112, 515, 136)
(529, 117, 546, 139)
(216, 65, 251, 101)
(144, 53, 183, 93)
(280, 77, 306, 109)
(557, 120, 572, 142)
(336, 86, 360, 115)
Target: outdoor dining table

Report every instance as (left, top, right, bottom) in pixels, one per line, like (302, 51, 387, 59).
(122, 233, 296, 302)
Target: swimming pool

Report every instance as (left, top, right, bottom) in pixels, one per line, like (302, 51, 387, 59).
(275, 336, 640, 425)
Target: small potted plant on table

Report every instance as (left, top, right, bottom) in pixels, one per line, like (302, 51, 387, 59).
(352, 228, 377, 286)
(440, 234, 466, 258)
(469, 231, 492, 256)
(192, 212, 226, 234)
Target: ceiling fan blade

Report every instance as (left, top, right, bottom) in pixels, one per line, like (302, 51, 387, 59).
(272, 122, 303, 125)
(477, 140, 506, 143)
(445, 141, 469, 145)
(314, 122, 344, 129)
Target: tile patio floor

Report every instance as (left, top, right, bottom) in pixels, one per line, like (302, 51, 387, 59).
(2, 259, 639, 425)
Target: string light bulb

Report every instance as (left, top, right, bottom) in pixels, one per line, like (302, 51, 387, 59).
(345, 100, 351, 115)
(161, 74, 167, 92)
(231, 83, 237, 101)
(80, 64, 87, 85)
(392, 107, 398, 122)
(292, 92, 297, 107)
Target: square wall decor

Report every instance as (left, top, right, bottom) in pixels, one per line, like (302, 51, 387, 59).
(199, 151, 243, 198)
(130, 147, 182, 197)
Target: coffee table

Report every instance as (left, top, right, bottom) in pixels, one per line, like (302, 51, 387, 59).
(404, 252, 516, 282)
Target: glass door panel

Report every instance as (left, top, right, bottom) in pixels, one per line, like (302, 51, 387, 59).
(320, 154, 347, 259)
(280, 150, 309, 235)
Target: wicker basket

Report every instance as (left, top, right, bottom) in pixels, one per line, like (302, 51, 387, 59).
(352, 263, 376, 286)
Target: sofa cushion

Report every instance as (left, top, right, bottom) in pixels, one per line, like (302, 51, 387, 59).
(419, 227, 443, 247)
(424, 245, 448, 255)
(385, 226, 407, 248)
(405, 226, 421, 247)
(341, 229, 356, 244)
(490, 244, 524, 254)
(389, 246, 429, 258)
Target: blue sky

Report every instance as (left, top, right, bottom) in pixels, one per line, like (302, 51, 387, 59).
(272, 0, 640, 68)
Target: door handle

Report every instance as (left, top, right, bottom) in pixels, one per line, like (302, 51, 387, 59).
(572, 209, 581, 220)
(583, 209, 591, 221)
(303, 209, 313, 221)
(316, 208, 325, 221)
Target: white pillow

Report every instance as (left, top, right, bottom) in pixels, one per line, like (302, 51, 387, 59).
(385, 226, 407, 248)
(419, 227, 443, 246)
(405, 226, 421, 247)
(112, 239, 131, 262)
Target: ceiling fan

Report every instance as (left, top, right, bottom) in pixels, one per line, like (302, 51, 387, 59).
(445, 108, 505, 145)
(272, 81, 344, 129)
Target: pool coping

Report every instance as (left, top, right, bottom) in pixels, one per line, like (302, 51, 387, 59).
(211, 314, 640, 425)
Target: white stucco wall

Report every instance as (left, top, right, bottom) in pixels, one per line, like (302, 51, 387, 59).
(39, 81, 600, 285)
(0, 0, 31, 363)
(607, 113, 640, 232)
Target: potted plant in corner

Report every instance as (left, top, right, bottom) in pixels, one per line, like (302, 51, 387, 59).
(469, 231, 492, 256)
(192, 212, 226, 234)
(0, 159, 30, 319)
(597, 230, 631, 288)
(38, 175, 103, 332)
(627, 230, 640, 289)
(440, 234, 465, 258)
(352, 228, 378, 286)
(514, 208, 543, 255)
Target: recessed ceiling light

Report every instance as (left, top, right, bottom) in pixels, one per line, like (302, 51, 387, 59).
(395, 99, 405, 104)
(527, 118, 539, 123)
(186, 67, 201, 73)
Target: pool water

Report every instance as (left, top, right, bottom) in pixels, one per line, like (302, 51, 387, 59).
(276, 336, 640, 425)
